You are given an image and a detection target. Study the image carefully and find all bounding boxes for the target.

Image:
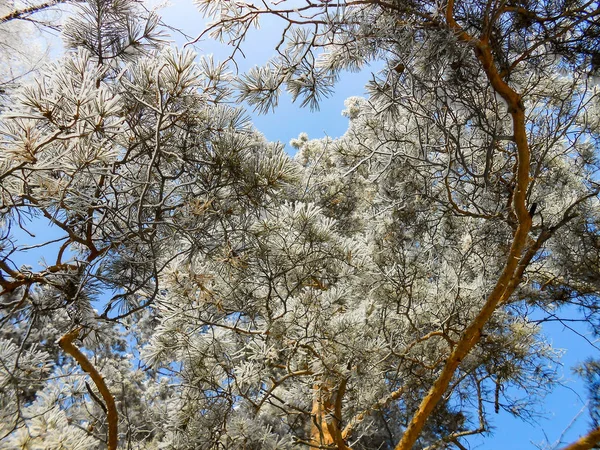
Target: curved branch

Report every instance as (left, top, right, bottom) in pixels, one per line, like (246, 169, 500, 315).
(58, 327, 118, 450)
(394, 1, 534, 448)
(559, 427, 600, 450)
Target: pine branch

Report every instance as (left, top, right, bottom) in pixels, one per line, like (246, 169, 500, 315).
(58, 327, 118, 450)
(0, 0, 74, 25)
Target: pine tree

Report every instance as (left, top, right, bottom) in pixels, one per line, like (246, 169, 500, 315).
(0, 0, 70, 108)
(0, 0, 293, 448)
(0, 0, 599, 449)
(189, 0, 600, 447)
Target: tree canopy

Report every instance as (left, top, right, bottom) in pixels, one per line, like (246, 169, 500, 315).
(0, 0, 599, 449)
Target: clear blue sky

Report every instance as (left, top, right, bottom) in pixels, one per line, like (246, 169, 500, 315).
(159, 0, 377, 149)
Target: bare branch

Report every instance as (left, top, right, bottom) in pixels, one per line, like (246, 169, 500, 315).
(58, 327, 118, 450)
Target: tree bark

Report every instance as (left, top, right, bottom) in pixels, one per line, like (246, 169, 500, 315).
(311, 380, 351, 449)
(559, 427, 600, 450)
(58, 327, 118, 450)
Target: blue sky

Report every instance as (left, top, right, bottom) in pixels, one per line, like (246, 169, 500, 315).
(6, 0, 597, 448)
(159, 0, 377, 148)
